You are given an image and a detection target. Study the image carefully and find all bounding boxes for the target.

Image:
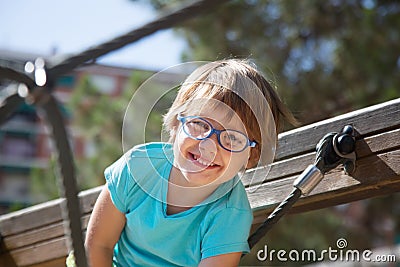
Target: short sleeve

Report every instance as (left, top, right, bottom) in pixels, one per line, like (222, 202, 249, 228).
(201, 207, 253, 260)
(104, 153, 133, 213)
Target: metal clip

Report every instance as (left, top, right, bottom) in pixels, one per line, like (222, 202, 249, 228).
(333, 125, 356, 174)
(293, 165, 324, 196)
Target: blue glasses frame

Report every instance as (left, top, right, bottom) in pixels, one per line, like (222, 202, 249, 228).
(177, 114, 257, 152)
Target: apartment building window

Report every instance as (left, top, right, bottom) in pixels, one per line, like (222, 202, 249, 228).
(0, 169, 31, 211)
(88, 74, 117, 94)
(0, 102, 37, 157)
(57, 75, 75, 88)
(1, 133, 35, 159)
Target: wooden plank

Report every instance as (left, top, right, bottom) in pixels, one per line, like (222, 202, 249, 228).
(242, 99, 400, 187)
(0, 240, 18, 267)
(0, 189, 99, 267)
(242, 153, 314, 188)
(2, 214, 90, 251)
(275, 98, 400, 160)
(243, 127, 400, 188)
(9, 237, 68, 267)
(26, 258, 66, 267)
(4, 222, 64, 251)
(0, 199, 64, 238)
(355, 128, 400, 157)
(247, 127, 400, 208)
(4, 229, 89, 267)
(249, 126, 400, 223)
(250, 148, 400, 224)
(0, 186, 101, 237)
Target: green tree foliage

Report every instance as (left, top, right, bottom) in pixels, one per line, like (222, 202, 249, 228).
(140, 0, 400, 125)
(67, 70, 167, 189)
(30, 157, 59, 203)
(67, 75, 128, 188)
(30, 70, 154, 202)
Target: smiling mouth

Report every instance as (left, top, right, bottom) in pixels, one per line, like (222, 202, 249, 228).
(189, 152, 219, 168)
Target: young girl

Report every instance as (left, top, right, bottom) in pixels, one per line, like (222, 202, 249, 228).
(82, 59, 296, 266)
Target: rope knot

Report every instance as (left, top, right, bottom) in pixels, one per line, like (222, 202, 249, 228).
(315, 125, 356, 175)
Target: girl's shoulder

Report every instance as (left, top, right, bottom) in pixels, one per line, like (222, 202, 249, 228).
(126, 142, 173, 160)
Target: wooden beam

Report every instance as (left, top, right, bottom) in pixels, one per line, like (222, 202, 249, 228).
(0, 188, 99, 267)
(274, 98, 400, 161)
(246, 98, 400, 225)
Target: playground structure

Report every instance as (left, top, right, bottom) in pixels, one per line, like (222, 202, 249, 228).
(1, 97, 399, 266)
(0, 0, 399, 266)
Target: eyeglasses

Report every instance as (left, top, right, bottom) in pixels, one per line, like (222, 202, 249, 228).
(177, 114, 256, 152)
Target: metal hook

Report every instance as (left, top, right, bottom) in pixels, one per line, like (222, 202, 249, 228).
(332, 125, 356, 174)
(294, 125, 357, 195)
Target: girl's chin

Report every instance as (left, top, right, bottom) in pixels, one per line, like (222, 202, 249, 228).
(173, 167, 221, 187)
(182, 168, 238, 187)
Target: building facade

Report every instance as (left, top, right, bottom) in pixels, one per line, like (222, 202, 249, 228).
(0, 50, 183, 214)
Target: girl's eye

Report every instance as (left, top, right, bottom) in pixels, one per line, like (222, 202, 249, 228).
(223, 131, 245, 146)
(227, 134, 237, 141)
(188, 119, 210, 131)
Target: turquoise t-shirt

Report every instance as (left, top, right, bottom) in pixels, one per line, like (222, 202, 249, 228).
(105, 142, 253, 267)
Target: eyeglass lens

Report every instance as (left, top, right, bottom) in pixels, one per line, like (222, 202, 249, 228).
(182, 117, 248, 151)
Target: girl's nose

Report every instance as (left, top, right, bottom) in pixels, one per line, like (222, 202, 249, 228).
(199, 137, 217, 159)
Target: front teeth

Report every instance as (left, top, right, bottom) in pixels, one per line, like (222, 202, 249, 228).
(193, 154, 215, 167)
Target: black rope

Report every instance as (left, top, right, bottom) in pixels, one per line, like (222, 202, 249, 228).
(0, 66, 35, 86)
(47, 0, 229, 79)
(0, 66, 35, 123)
(315, 132, 341, 174)
(247, 188, 302, 249)
(245, 126, 356, 252)
(0, 93, 24, 125)
(315, 126, 356, 175)
(41, 94, 88, 267)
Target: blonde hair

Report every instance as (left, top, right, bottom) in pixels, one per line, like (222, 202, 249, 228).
(163, 59, 297, 168)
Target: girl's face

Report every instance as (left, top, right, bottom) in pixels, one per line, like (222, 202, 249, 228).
(172, 106, 251, 187)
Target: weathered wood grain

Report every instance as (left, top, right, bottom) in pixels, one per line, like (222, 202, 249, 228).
(3, 215, 90, 251)
(248, 128, 400, 209)
(251, 148, 400, 224)
(9, 237, 67, 266)
(0, 186, 100, 237)
(275, 98, 400, 160)
(26, 258, 66, 267)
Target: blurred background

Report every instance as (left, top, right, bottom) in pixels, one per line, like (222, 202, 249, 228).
(0, 0, 399, 265)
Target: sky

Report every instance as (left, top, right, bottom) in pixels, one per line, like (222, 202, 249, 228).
(0, 0, 186, 70)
